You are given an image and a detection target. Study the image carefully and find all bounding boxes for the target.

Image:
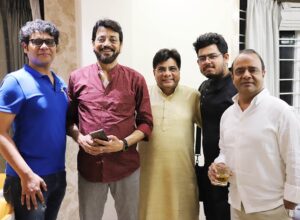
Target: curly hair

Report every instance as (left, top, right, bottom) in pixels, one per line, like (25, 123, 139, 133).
(19, 19, 59, 45)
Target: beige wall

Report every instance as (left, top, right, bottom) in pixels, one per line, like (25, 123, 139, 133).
(44, 1, 79, 220)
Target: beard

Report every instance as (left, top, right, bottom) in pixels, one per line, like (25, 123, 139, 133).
(202, 64, 226, 79)
(94, 47, 120, 64)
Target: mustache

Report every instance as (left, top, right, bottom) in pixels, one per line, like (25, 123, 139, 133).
(100, 46, 114, 52)
(203, 64, 214, 69)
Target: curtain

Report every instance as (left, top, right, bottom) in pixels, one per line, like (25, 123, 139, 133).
(0, 0, 33, 172)
(0, 0, 32, 76)
(30, 0, 41, 20)
(245, 0, 280, 97)
(293, 31, 300, 112)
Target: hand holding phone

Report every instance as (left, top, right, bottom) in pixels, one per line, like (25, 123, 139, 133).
(89, 129, 109, 141)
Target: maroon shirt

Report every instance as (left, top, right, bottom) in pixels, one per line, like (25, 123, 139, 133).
(68, 63, 153, 182)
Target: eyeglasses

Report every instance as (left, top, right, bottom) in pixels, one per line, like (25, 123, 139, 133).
(29, 38, 56, 47)
(198, 53, 222, 63)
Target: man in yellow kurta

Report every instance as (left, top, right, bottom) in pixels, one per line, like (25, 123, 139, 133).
(139, 49, 201, 220)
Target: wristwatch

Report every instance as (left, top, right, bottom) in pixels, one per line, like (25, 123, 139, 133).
(122, 139, 129, 151)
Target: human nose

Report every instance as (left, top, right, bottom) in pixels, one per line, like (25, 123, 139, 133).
(103, 39, 112, 46)
(39, 42, 49, 49)
(163, 69, 172, 77)
(242, 69, 252, 78)
(201, 56, 213, 65)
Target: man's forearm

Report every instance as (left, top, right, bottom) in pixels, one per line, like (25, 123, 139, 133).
(67, 124, 80, 143)
(0, 133, 33, 179)
(124, 130, 145, 146)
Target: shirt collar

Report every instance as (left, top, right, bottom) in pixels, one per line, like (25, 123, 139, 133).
(156, 84, 179, 98)
(24, 64, 65, 91)
(233, 88, 269, 106)
(96, 63, 120, 78)
(24, 64, 45, 78)
(209, 73, 232, 91)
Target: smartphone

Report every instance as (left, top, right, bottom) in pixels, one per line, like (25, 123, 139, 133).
(89, 129, 109, 141)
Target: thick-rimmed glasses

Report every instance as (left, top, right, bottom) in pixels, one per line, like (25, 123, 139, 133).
(198, 53, 222, 63)
(29, 38, 56, 47)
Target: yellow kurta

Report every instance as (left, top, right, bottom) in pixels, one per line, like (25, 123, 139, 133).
(139, 85, 201, 220)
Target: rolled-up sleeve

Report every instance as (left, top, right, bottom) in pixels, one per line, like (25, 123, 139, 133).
(135, 77, 153, 140)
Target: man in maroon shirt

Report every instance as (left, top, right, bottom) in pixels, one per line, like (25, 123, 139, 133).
(67, 19, 153, 220)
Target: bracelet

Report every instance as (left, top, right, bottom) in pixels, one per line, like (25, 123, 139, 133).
(122, 139, 129, 152)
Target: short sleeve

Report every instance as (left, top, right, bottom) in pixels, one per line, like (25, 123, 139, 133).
(0, 75, 25, 114)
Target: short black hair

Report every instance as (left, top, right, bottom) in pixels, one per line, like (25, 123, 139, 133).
(232, 49, 265, 71)
(193, 32, 228, 55)
(92, 19, 123, 43)
(153, 49, 181, 69)
(19, 19, 59, 45)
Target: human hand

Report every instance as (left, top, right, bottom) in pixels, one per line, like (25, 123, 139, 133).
(208, 162, 218, 184)
(76, 133, 101, 155)
(284, 200, 298, 218)
(20, 172, 47, 210)
(208, 162, 231, 186)
(93, 135, 123, 153)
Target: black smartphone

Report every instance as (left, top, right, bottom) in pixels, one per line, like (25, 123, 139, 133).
(89, 129, 109, 141)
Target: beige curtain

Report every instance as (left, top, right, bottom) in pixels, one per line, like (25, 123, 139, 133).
(30, 0, 41, 20)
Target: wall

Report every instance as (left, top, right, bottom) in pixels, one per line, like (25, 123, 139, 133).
(44, 1, 79, 220)
(44, 0, 240, 219)
(78, 0, 240, 88)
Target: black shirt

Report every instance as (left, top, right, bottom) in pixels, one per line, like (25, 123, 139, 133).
(196, 74, 237, 166)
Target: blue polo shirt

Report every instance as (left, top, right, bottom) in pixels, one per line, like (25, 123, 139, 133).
(0, 64, 68, 176)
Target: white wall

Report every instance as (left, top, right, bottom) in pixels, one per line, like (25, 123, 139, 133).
(77, 0, 240, 89)
(75, 0, 239, 219)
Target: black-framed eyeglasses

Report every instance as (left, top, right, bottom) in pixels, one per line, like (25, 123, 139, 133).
(29, 38, 56, 47)
(198, 53, 222, 63)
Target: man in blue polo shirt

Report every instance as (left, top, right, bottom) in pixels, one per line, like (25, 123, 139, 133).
(0, 19, 68, 220)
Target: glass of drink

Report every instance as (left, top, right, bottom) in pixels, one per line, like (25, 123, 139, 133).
(213, 163, 230, 186)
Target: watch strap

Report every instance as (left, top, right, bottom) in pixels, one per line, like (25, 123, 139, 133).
(122, 139, 129, 151)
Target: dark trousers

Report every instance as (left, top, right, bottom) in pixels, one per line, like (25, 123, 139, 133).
(197, 166, 230, 220)
(3, 171, 66, 220)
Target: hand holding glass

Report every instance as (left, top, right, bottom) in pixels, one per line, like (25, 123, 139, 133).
(212, 163, 230, 186)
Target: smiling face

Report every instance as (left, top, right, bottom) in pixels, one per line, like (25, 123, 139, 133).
(197, 44, 229, 79)
(154, 58, 180, 96)
(23, 32, 56, 69)
(232, 53, 265, 99)
(93, 26, 122, 65)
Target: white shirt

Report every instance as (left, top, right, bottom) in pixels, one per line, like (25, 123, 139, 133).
(215, 89, 300, 213)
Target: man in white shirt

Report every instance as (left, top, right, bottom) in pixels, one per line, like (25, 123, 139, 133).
(208, 49, 300, 220)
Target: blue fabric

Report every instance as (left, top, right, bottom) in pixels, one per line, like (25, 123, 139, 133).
(4, 171, 67, 220)
(0, 65, 68, 176)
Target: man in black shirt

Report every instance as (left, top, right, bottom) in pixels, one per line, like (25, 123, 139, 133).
(193, 33, 237, 220)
